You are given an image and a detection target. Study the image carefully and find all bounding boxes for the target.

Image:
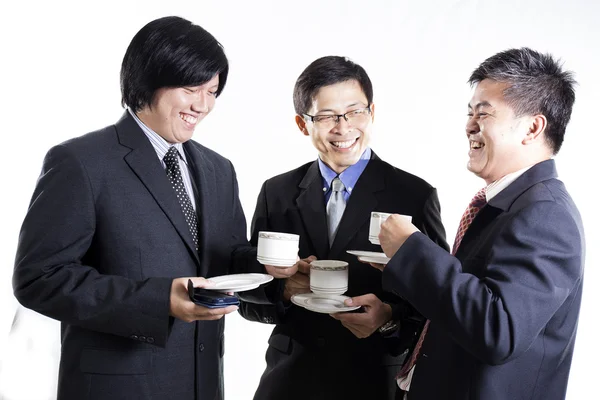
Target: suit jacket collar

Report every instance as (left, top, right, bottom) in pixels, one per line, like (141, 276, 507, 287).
(115, 111, 201, 267)
(296, 151, 386, 259)
(297, 161, 329, 259)
(487, 159, 558, 211)
(182, 140, 215, 277)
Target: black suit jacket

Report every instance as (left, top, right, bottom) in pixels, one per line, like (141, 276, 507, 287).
(13, 112, 253, 400)
(383, 160, 585, 399)
(239, 153, 448, 400)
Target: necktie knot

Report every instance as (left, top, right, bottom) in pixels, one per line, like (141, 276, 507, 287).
(164, 147, 180, 169)
(331, 177, 345, 193)
(469, 187, 487, 208)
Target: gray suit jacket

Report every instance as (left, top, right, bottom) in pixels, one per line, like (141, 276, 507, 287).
(13, 112, 255, 400)
(384, 160, 585, 399)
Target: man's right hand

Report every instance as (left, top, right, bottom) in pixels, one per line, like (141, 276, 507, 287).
(282, 255, 316, 301)
(169, 277, 238, 322)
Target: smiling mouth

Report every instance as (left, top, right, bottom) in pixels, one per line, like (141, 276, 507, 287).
(331, 138, 358, 149)
(179, 113, 198, 125)
(470, 141, 484, 150)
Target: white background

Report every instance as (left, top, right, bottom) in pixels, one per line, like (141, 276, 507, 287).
(1, 0, 598, 399)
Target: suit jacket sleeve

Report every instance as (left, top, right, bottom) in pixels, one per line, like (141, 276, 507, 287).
(13, 145, 173, 347)
(382, 201, 582, 365)
(237, 180, 288, 323)
(229, 165, 279, 307)
(383, 187, 448, 349)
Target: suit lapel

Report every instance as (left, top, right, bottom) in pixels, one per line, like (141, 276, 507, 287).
(115, 112, 200, 267)
(296, 162, 330, 260)
(329, 157, 384, 257)
(182, 141, 215, 277)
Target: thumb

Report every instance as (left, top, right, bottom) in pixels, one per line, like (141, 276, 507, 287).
(189, 277, 215, 289)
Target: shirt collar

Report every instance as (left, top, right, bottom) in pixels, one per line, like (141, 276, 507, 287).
(485, 164, 535, 201)
(318, 148, 371, 194)
(128, 108, 188, 164)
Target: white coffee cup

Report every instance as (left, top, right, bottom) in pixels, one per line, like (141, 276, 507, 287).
(257, 231, 299, 267)
(309, 260, 348, 295)
(369, 212, 412, 245)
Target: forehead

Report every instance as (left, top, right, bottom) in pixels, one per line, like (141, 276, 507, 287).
(188, 74, 220, 88)
(469, 79, 510, 108)
(310, 80, 368, 111)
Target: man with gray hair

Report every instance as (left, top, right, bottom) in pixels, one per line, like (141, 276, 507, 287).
(372, 47, 585, 399)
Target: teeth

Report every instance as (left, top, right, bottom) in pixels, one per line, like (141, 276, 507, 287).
(179, 114, 198, 124)
(332, 139, 356, 149)
(470, 142, 483, 149)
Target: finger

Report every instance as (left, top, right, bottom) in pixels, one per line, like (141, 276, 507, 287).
(297, 255, 317, 274)
(289, 274, 310, 286)
(189, 277, 215, 288)
(196, 305, 239, 319)
(332, 312, 367, 325)
(266, 264, 297, 278)
(344, 294, 378, 307)
(369, 262, 385, 271)
(341, 321, 367, 338)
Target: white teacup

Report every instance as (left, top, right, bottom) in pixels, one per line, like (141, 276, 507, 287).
(310, 260, 348, 295)
(257, 231, 299, 268)
(369, 212, 412, 245)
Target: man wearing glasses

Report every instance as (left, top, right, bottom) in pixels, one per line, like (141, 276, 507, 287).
(239, 56, 448, 400)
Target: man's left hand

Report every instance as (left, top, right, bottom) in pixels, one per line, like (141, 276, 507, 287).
(378, 214, 420, 259)
(330, 294, 392, 338)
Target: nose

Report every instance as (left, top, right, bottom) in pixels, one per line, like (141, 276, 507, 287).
(332, 115, 352, 135)
(465, 116, 479, 138)
(191, 92, 210, 113)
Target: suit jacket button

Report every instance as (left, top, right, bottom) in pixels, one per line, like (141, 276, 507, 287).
(139, 336, 146, 342)
(199, 343, 205, 352)
(130, 334, 138, 340)
(317, 338, 326, 347)
(147, 337, 155, 344)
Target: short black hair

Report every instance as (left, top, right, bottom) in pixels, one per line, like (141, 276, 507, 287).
(121, 16, 229, 112)
(293, 56, 373, 115)
(468, 47, 576, 154)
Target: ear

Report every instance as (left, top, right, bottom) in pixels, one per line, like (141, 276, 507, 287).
(370, 103, 375, 123)
(522, 114, 547, 145)
(295, 115, 310, 136)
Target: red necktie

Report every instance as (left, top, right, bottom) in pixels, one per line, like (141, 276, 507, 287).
(396, 187, 487, 388)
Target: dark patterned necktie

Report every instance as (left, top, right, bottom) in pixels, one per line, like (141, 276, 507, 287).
(164, 147, 199, 251)
(396, 187, 487, 390)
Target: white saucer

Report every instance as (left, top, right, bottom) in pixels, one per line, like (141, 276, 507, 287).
(346, 250, 390, 265)
(204, 273, 274, 292)
(291, 293, 360, 314)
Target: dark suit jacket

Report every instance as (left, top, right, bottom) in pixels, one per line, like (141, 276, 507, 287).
(238, 153, 448, 400)
(13, 112, 253, 400)
(383, 160, 585, 400)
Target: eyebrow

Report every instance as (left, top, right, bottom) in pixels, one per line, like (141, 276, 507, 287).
(468, 101, 492, 110)
(316, 102, 366, 114)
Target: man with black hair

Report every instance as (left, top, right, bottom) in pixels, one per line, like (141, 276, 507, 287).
(239, 56, 448, 400)
(375, 47, 585, 399)
(13, 16, 249, 400)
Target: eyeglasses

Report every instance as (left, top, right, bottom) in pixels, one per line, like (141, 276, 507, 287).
(303, 106, 372, 130)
